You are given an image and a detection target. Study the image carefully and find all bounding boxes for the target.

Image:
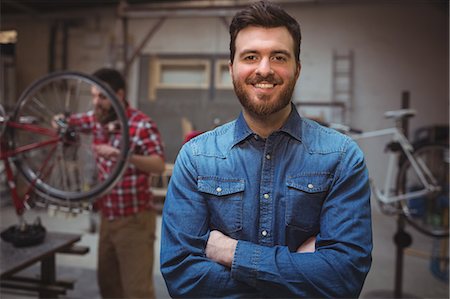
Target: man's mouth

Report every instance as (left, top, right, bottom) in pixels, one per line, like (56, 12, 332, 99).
(254, 83, 275, 89)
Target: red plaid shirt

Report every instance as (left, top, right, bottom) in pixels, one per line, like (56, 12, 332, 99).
(69, 107, 164, 220)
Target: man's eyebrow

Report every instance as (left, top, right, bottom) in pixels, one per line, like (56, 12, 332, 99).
(272, 50, 292, 57)
(239, 49, 258, 56)
(238, 49, 292, 57)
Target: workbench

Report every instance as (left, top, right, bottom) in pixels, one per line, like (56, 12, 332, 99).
(0, 231, 89, 298)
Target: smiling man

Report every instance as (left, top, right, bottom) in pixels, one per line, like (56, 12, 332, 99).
(160, 1, 373, 298)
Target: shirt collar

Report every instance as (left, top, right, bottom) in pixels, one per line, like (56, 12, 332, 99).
(279, 103, 302, 142)
(232, 103, 303, 147)
(233, 112, 254, 146)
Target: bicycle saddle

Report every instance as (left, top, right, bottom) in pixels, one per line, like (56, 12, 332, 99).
(384, 109, 416, 120)
(0, 217, 46, 247)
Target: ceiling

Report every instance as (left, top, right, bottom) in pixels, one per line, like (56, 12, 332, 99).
(1, 0, 189, 16)
(0, 0, 321, 20)
(3, 0, 447, 18)
(0, 0, 330, 17)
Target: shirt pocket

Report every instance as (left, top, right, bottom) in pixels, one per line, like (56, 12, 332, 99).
(285, 173, 332, 232)
(198, 176, 245, 234)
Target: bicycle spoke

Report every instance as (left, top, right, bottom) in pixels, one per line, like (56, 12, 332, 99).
(38, 90, 60, 117)
(24, 94, 59, 123)
(63, 78, 83, 114)
(37, 144, 79, 193)
(22, 143, 58, 188)
(76, 132, 99, 190)
(56, 146, 71, 192)
(12, 127, 58, 159)
(64, 81, 71, 114)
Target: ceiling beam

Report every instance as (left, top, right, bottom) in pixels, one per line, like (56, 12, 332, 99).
(2, 0, 40, 17)
(119, 0, 317, 19)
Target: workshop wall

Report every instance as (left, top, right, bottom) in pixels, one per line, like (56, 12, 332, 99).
(2, 1, 447, 165)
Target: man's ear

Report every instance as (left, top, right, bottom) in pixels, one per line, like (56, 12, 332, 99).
(295, 62, 301, 80)
(228, 60, 233, 77)
(116, 89, 125, 103)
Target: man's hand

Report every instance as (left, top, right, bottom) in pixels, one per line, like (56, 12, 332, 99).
(52, 113, 65, 129)
(297, 236, 316, 253)
(93, 144, 120, 159)
(205, 230, 238, 268)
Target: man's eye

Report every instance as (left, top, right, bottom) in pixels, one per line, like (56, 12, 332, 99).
(99, 94, 108, 100)
(244, 55, 257, 61)
(273, 56, 287, 62)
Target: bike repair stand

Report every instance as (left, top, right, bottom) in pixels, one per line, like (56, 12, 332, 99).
(365, 91, 416, 299)
(394, 91, 414, 298)
(392, 91, 415, 298)
(393, 214, 413, 298)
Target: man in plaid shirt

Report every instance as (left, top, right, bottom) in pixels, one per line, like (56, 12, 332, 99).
(70, 68, 165, 298)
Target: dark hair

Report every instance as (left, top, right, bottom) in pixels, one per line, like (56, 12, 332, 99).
(92, 68, 126, 93)
(229, 0, 301, 64)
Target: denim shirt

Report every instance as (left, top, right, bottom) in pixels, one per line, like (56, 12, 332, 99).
(160, 106, 372, 298)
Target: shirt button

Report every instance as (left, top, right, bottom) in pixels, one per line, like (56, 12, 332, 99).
(263, 193, 270, 199)
(307, 183, 314, 189)
(266, 154, 271, 160)
(262, 230, 268, 237)
(216, 187, 222, 193)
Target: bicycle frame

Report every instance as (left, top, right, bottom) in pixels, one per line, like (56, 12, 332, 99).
(0, 117, 60, 215)
(351, 127, 442, 204)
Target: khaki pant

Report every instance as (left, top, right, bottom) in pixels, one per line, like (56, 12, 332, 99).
(97, 209, 156, 299)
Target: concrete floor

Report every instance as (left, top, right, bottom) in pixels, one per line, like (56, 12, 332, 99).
(0, 200, 448, 299)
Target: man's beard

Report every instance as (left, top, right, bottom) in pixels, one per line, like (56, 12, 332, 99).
(233, 74, 296, 118)
(94, 105, 118, 125)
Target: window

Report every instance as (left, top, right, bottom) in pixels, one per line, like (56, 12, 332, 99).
(215, 59, 232, 89)
(160, 64, 205, 87)
(155, 59, 210, 89)
(0, 30, 17, 44)
(0, 30, 17, 110)
(148, 58, 210, 100)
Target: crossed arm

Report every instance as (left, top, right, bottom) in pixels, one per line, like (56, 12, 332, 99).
(206, 230, 316, 268)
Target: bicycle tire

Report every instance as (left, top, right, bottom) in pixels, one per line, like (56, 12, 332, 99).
(8, 71, 130, 203)
(396, 143, 449, 238)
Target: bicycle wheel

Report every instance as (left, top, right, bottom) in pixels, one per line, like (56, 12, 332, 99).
(396, 143, 449, 238)
(8, 71, 130, 204)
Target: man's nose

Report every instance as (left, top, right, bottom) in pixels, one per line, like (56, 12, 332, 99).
(255, 57, 273, 77)
(92, 96, 100, 105)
